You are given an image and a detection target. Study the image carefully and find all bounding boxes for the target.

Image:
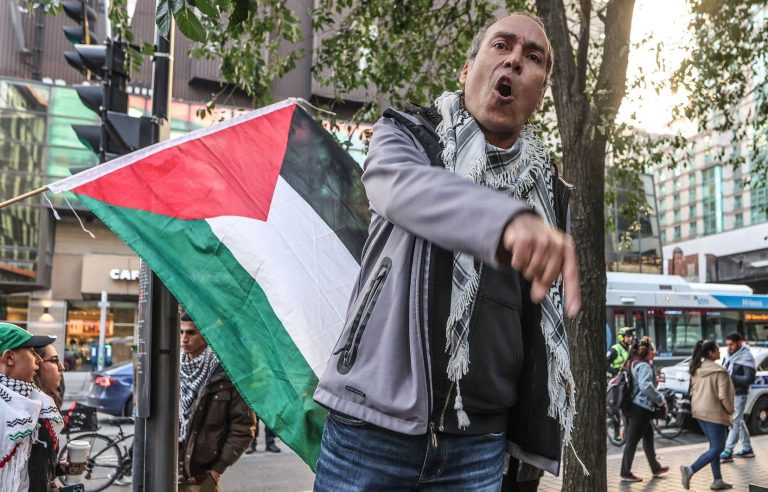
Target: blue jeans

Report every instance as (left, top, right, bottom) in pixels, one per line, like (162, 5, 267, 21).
(314, 412, 507, 491)
(691, 420, 728, 480)
(725, 394, 752, 452)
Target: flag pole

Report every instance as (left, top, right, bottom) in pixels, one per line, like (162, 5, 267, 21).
(0, 185, 49, 209)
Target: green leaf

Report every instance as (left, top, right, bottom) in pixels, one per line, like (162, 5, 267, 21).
(156, 0, 172, 39)
(175, 6, 207, 43)
(193, 0, 218, 18)
(229, 0, 249, 27)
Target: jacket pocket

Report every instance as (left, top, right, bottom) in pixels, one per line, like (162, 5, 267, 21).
(335, 258, 392, 374)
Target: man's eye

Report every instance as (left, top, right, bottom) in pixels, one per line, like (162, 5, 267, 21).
(529, 54, 542, 63)
(492, 42, 507, 50)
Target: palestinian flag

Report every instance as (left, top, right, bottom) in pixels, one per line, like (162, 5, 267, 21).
(48, 99, 370, 469)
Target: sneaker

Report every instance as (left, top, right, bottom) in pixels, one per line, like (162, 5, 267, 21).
(710, 479, 733, 490)
(653, 466, 670, 478)
(245, 446, 257, 455)
(733, 448, 755, 458)
(113, 477, 132, 486)
(620, 473, 642, 482)
(265, 442, 281, 453)
(680, 465, 692, 490)
(720, 450, 734, 463)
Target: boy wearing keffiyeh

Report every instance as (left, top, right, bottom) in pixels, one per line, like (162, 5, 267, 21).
(0, 323, 66, 492)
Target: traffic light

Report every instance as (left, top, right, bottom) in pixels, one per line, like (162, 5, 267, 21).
(63, 30, 155, 169)
(62, 1, 96, 46)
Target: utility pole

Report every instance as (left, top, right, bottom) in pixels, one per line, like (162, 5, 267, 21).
(133, 13, 176, 492)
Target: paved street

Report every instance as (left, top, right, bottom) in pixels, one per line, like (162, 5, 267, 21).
(540, 435, 768, 492)
(63, 372, 768, 491)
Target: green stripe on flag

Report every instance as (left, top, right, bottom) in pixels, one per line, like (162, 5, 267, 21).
(78, 194, 327, 470)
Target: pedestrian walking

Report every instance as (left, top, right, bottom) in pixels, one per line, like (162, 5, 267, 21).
(313, 10, 582, 491)
(0, 323, 74, 491)
(619, 336, 669, 482)
(720, 332, 756, 462)
(178, 313, 256, 492)
(681, 339, 735, 490)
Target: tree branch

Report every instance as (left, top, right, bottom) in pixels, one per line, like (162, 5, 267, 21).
(575, 0, 591, 95)
(593, 0, 635, 124)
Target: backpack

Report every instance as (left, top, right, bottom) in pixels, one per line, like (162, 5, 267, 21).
(382, 104, 574, 232)
(607, 367, 633, 412)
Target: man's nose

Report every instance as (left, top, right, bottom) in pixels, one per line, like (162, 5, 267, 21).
(503, 46, 524, 74)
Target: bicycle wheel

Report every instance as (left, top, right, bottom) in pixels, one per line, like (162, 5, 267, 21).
(653, 409, 684, 439)
(606, 407, 626, 446)
(58, 433, 123, 492)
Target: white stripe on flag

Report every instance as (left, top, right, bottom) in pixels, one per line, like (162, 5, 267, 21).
(206, 177, 360, 377)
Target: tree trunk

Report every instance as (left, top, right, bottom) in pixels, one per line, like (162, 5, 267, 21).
(561, 137, 608, 492)
(536, 1, 636, 489)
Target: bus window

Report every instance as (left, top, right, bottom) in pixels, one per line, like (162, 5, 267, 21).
(702, 311, 740, 345)
(657, 309, 703, 356)
(744, 312, 768, 343)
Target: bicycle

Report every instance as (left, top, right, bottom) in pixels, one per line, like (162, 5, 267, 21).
(652, 389, 687, 439)
(58, 416, 134, 492)
(606, 403, 627, 446)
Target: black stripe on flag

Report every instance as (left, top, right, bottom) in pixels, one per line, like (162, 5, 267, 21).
(280, 107, 370, 263)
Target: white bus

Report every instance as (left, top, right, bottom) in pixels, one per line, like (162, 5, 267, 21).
(606, 272, 768, 363)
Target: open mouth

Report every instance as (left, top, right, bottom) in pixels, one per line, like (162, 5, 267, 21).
(497, 82, 512, 97)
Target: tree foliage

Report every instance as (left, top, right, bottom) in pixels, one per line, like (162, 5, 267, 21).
(671, 1, 768, 190)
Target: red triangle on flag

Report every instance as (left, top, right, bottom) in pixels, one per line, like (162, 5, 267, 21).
(72, 104, 296, 221)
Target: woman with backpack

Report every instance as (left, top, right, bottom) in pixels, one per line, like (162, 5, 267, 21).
(680, 340, 735, 490)
(620, 336, 669, 482)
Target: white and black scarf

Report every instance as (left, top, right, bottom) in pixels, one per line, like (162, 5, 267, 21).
(0, 374, 63, 491)
(434, 90, 576, 449)
(179, 347, 219, 443)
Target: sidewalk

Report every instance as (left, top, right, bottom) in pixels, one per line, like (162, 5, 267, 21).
(539, 435, 768, 491)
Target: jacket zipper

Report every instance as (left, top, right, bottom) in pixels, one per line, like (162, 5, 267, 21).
(336, 259, 391, 369)
(418, 241, 433, 418)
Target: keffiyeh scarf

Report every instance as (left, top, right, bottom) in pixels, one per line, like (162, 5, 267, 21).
(434, 90, 576, 449)
(0, 374, 63, 491)
(179, 347, 219, 443)
(724, 345, 755, 374)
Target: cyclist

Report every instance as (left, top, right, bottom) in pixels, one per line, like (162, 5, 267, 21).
(607, 327, 635, 376)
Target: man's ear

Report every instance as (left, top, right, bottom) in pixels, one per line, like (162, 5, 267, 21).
(1, 349, 13, 366)
(459, 61, 470, 85)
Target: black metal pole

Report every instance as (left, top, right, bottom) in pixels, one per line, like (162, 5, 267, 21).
(140, 17, 177, 492)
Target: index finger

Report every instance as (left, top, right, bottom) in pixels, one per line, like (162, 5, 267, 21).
(562, 236, 581, 316)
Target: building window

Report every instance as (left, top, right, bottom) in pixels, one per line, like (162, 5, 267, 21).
(674, 209, 681, 223)
(689, 222, 697, 237)
(661, 230, 667, 243)
(673, 193, 681, 207)
(752, 186, 768, 224)
(689, 189, 696, 203)
(735, 213, 744, 228)
(734, 194, 743, 210)
(702, 166, 723, 234)
(689, 205, 696, 219)
(674, 225, 681, 240)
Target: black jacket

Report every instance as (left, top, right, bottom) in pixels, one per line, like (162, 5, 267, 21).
(730, 362, 757, 396)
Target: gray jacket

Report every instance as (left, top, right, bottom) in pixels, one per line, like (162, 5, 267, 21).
(313, 109, 567, 473)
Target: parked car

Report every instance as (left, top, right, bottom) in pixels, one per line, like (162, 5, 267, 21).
(86, 362, 134, 416)
(658, 346, 768, 435)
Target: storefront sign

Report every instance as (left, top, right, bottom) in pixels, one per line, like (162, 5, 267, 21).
(109, 269, 140, 281)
